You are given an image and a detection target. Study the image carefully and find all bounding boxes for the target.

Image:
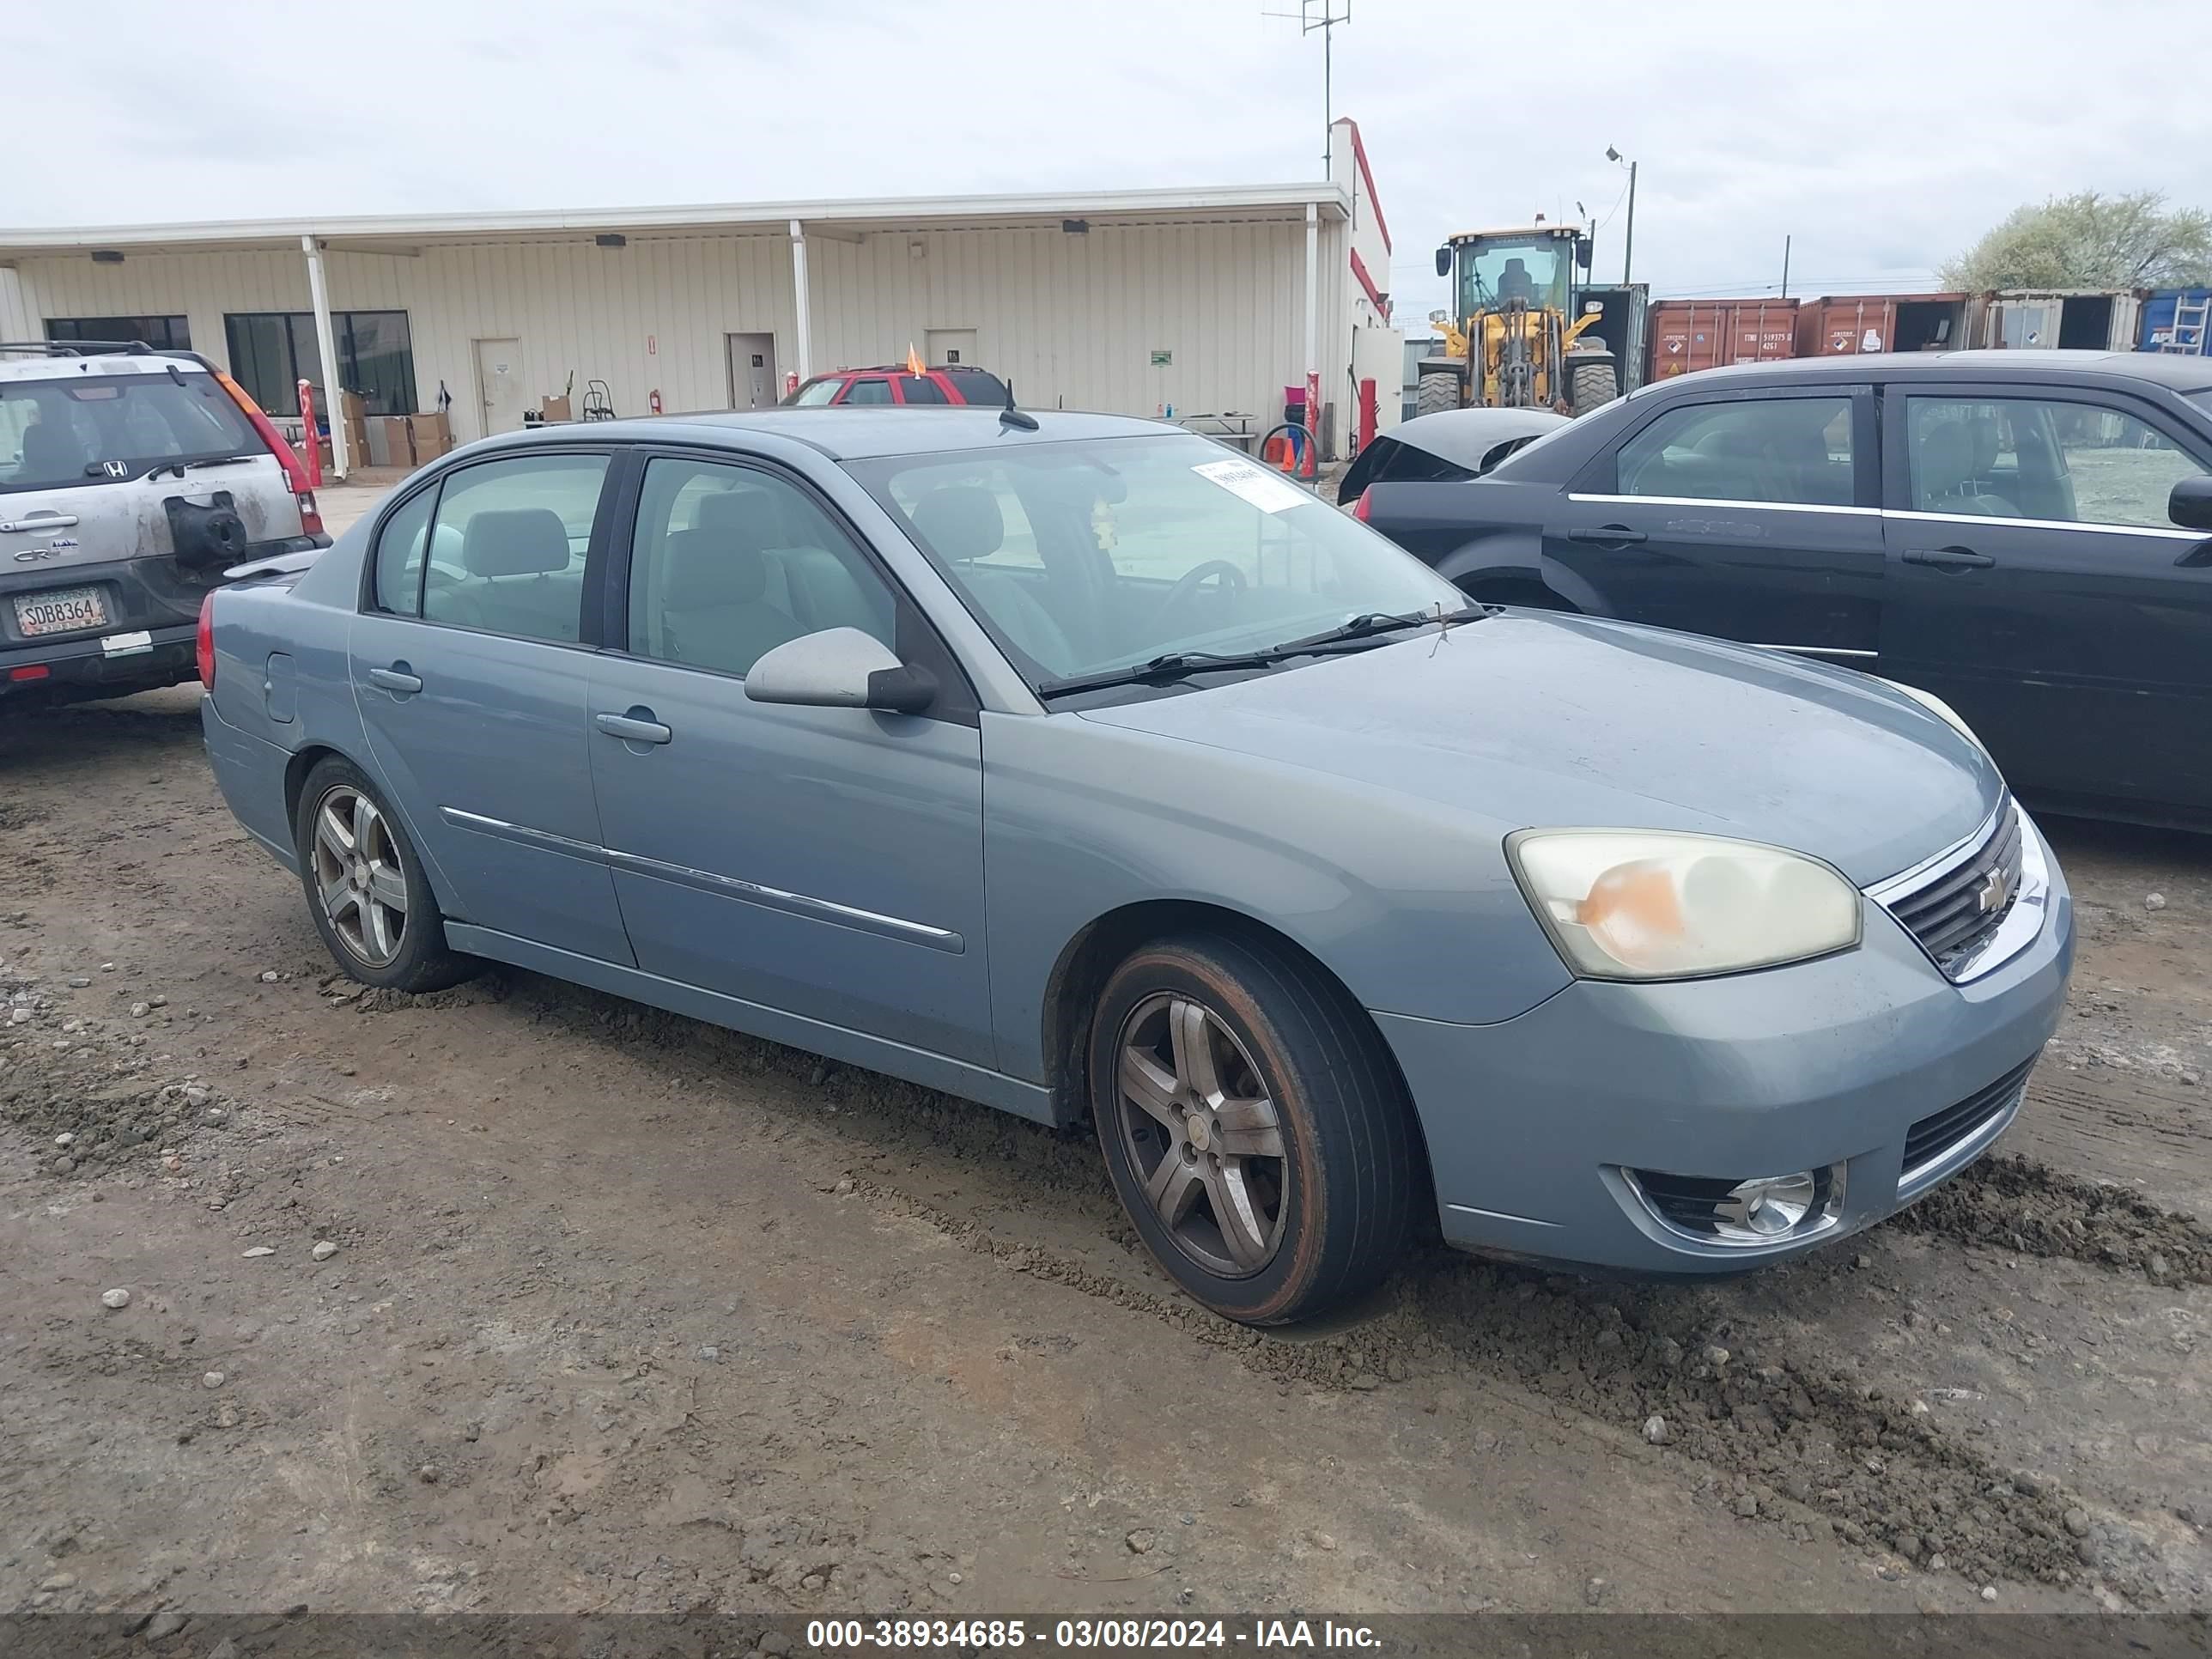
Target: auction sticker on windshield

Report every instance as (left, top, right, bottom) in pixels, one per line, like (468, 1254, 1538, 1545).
(1192, 458, 1313, 514)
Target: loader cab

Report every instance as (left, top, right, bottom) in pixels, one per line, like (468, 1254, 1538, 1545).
(1434, 226, 1589, 319)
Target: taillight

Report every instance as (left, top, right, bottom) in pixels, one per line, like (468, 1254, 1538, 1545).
(196, 592, 217, 690)
(296, 490, 324, 537)
(211, 369, 313, 496)
(1352, 487, 1373, 522)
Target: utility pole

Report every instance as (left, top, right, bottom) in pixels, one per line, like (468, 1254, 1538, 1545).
(1607, 147, 1638, 285)
(1267, 0, 1352, 178)
(1781, 234, 1792, 298)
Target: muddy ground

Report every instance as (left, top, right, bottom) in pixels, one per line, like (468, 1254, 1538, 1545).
(2, 689, 2207, 1630)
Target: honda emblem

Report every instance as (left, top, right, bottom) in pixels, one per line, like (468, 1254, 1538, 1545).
(101, 459, 128, 479)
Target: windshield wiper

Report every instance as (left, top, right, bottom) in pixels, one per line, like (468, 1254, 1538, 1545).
(185, 453, 264, 469)
(1035, 607, 1490, 699)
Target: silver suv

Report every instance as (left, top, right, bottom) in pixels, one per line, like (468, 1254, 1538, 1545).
(2, 340, 328, 707)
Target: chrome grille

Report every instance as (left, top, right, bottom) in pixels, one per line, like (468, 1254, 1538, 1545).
(1881, 802, 2025, 977)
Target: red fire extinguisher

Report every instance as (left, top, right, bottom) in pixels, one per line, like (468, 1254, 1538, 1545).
(648, 389, 663, 415)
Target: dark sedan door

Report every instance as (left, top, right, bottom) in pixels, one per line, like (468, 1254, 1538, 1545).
(1544, 386, 1885, 659)
(1878, 384, 2212, 817)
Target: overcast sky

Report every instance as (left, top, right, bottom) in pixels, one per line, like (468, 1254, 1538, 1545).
(8, 0, 2208, 325)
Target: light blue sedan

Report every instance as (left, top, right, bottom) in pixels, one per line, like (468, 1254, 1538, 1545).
(200, 407, 2072, 1323)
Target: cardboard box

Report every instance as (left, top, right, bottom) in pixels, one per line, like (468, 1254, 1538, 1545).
(538, 395, 573, 423)
(409, 412, 454, 461)
(368, 416, 413, 469)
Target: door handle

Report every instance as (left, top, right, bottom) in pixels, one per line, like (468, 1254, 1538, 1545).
(595, 710, 672, 744)
(1903, 546, 1996, 570)
(1, 514, 80, 533)
(1566, 525, 1647, 545)
(368, 665, 423, 693)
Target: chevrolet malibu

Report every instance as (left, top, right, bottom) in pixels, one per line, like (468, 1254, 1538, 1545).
(199, 407, 2073, 1324)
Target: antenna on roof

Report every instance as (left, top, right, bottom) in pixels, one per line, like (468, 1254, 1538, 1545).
(999, 376, 1038, 432)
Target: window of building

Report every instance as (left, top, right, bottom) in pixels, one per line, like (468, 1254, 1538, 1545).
(46, 316, 193, 353)
(222, 311, 418, 418)
(419, 454, 608, 643)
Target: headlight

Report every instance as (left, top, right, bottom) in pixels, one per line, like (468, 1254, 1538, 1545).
(1507, 830, 1863, 981)
(1878, 678, 1984, 750)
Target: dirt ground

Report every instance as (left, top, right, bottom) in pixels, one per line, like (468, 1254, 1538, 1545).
(2, 689, 2208, 1629)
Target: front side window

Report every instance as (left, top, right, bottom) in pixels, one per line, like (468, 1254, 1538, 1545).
(852, 434, 1462, 685)
(626, 457, 895, 678)
(1614, 396, 1856, 506)
(420, 453, 607, 642)
(0, 373, 256, 495)
(1905, 396, 2209, 528)
(842, 378, 894, 406)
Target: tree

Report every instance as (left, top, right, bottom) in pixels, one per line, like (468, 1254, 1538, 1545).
(1940, 191, 2212, 291)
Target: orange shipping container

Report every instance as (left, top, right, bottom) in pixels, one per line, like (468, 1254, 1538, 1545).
(1646, 298, 1800, 380)
(1795, 293, 1969, 358)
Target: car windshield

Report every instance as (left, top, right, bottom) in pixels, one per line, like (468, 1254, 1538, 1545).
(787, 377, 843, 407)
(1458, 238, 1571, 315)
(850, 434, 1465, 689)
(0, 371, 258, 494)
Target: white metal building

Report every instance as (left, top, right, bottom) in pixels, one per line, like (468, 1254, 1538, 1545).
(0, 121, 1401, 475)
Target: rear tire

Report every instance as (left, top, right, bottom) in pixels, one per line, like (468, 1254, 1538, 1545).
(1414, 372, 1461, 416)
(1570, 358, 1620, 416)
(1088, 932, 1416, 1325)
(294, 757, 477, 994)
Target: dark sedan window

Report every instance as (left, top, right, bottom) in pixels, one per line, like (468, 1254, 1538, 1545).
(1905, 396, 2209, 529)
(1614, 397, 1855, 507)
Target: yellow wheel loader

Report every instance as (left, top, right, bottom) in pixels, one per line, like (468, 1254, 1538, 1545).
(1418, 223, 1620, 418)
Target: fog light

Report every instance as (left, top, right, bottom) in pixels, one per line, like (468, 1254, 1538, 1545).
(1717, 1171, 1817, 1237)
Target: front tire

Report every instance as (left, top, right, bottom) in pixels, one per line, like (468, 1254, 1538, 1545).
(294, 757, 477, 994)
(1089, 933, 1416, 1324)
(1570, 357, 1620, 416)
(1414, 371, 1462, 416)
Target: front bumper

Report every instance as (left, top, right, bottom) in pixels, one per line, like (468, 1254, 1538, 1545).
(1380, 815, 2074, 1273)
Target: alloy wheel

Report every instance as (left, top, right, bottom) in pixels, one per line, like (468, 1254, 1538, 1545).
(1114, 991, 1289, 1278)
(310, 785, 409, 968)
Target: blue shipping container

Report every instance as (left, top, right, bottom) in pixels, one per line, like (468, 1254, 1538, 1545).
(2137, 288, 2210, 355)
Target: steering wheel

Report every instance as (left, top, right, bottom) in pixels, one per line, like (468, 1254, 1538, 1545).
(1154, 559, 1247, 623)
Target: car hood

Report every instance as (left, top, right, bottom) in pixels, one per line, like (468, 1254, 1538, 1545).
(1078, 612, 2004, 887)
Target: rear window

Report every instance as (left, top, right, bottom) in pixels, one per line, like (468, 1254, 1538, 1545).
(0, 373, 258, 495)
(943, 367, 1010, 406)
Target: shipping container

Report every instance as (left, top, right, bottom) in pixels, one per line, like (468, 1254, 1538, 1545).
(1576, 283, 1649, 393)
(2138, 288, 2210, 356)
(1795, 293, 1968, 358)
(1645, 298, 1799, 380)
(1969, 290, 2142, 352)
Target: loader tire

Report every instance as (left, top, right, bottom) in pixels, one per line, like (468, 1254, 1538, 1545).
(1415, 373, 1461, 416)
(1570, 358, 1620, 417)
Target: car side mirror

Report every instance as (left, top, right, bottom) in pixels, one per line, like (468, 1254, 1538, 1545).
(2169, 476, 2212, 533)
(1434, 246, 1452, 279)
(744, 627, 935, 714)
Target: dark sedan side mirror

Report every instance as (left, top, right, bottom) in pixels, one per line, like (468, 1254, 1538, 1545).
(2169, 476, 2212, 533)
(1434, 245, 1452, 279)
(744, 627, 935, 714)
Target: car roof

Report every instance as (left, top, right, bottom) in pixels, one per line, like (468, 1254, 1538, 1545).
(477, 405, 1184, 461)
(1662, 349, 2212, 396)
(0, 348, 209, 383)
(822, 364, 999, 377)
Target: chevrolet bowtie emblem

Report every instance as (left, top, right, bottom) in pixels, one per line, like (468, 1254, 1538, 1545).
(1976, 866, 2011, 915)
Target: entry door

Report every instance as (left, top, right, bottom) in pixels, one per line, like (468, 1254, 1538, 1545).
(585, 453, 994, 1064)
(1547, 387, 1884, 657)
(1879, 385, 2212, 815)
(926, 328, 977, 368)
(473, 338, 527, 435)
(726, 332, 778, 410)
(349, 449, 635, 963)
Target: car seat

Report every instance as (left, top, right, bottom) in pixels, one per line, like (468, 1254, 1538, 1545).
(1917, 422, 2022, 518)
(433, 507, 584, 639)
(657, 510, 805, 677)
(908, 484, 1075, 673)
(692, 488, 889, 642)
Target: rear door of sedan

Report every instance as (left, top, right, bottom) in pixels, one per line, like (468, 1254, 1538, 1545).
(1877, 380, 2212, 817)
(581, 447, 995, 1066)
(1547, 383, 1885, 660)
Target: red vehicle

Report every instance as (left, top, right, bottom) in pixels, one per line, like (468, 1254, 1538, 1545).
(784, 362, 1011, 408)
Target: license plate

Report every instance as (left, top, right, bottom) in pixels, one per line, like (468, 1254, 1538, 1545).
(14, 586, 109, 637)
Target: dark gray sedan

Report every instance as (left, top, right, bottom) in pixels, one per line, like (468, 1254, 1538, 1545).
(201, 406, 2072, 1323)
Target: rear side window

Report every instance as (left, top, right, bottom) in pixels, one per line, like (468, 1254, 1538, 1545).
(944, 368, 1010, 406)
(898, 376, 949, 405)
(842, 378, 894, 406)
(420, 454, 608, 643)
(0, 374, 257, 495)
(1614, 396, 1855, 506)
(372, 489, 435, 616)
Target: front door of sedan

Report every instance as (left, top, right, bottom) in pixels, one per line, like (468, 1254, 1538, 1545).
(350, 449, 636, 966)
(583, 453, 995, 1065)
(1878, 386, 2212, 816)
(1547, 387, 1884, 660)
